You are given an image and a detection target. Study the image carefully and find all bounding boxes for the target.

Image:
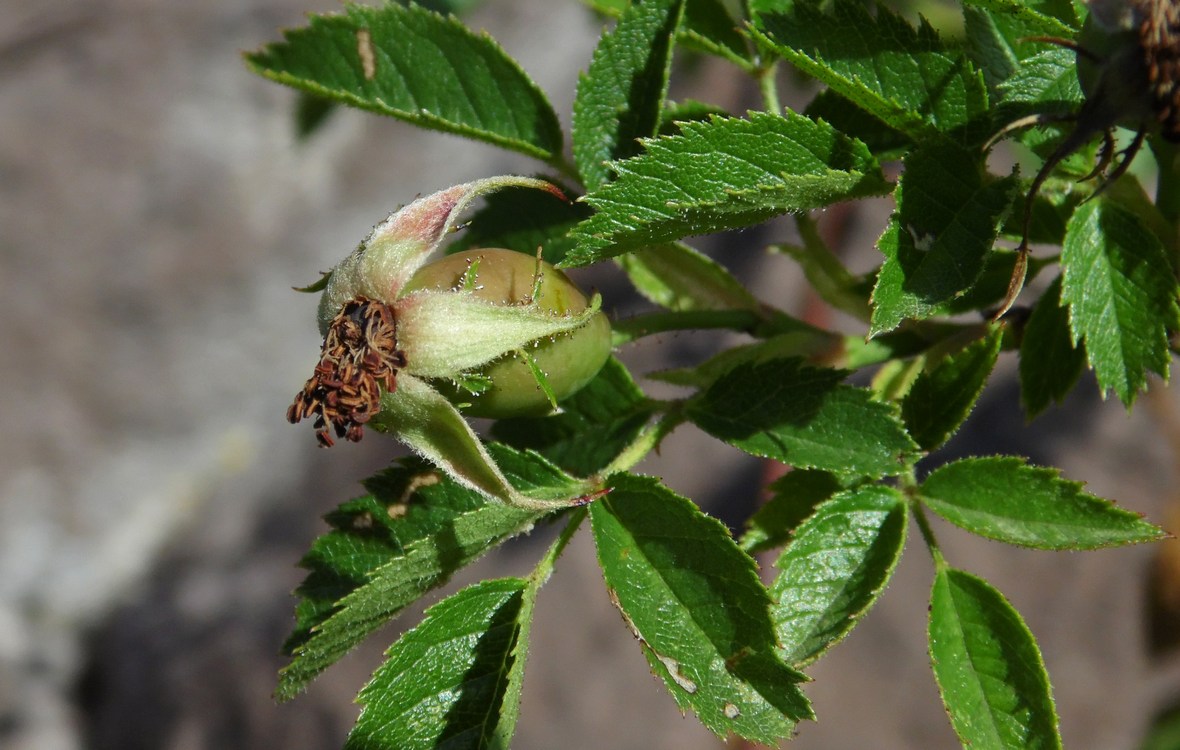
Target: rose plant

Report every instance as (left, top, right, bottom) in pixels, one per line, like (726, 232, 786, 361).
(248, 1, 1179, 748)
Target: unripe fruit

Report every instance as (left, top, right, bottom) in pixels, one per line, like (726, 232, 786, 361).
(400, 249, 611, 417)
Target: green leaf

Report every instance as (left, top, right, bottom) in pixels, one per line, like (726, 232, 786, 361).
(590, 474, 812, 744)
(753, 0, 991, 144)
(803, 89, 910, 158)
(929, 568, 1062, 750)
(963, 0, 1077, 40)
(445, 183, 591, 266)
(581, 0, 752, 67)
(245, 3, 563, 161)
(741, 469, 844, 554)
(1140, 702, 1180, 750)
(573, 0, 685, 191)
(686, 357, 920, 478)
(1061, 199, 1179, 406)
(1019, 275, 1086, 418)
(567, 111, 889, 265)
(997, 47, 1084, 121)
(920, 456, 1167, 550)
(346, 508, 582, 750)
(346, 578, 529, 750)
(491, 358, 657, 476)
(681, 0, 751, 66)
(870, 140, 1019, 336)
(659, 99, 732, 134)
(902, 326, 1003, 451)
(276, 446, 569, 700)
(771, 486, 907, 666)
(618, 242, 760, 311)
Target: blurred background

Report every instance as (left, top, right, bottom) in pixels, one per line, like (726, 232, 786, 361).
(4, 0, 1180, 748)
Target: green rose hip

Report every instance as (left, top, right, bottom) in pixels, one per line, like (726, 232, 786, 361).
(401, 248, 611, 417)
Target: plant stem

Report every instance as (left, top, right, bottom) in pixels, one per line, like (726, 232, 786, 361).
(758, 62, 781, 113)
(611, 308, 826, 346)
(912, 497, 946, 570)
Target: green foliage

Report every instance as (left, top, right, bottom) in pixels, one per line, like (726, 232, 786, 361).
(929, 568, 1062, 749)
(250, 0, 1178, 746)
(590, 475, 812, 744)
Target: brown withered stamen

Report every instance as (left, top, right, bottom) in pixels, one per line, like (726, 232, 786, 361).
(1140, 0, 1180, 141)
(287, 297, 407, 447)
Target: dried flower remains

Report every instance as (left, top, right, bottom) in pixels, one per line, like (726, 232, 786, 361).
(287, 297, 406, 447)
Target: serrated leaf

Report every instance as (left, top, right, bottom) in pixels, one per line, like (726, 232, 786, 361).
(582, 0, 752, 67)
(346, 578, 528, 750)
(590, 474, 812, 744)
(245, 3, 563, 161)
(1020, 275, 1086, 417)
(929, 568, 1062, 750)
(618, 242, 760, 311)
(491, 358, 657, 476)
(997, 47, 1084, 121)
(804, 89, 910, 157)
(276, 446, 571, 700)
(963, 0, 1077, 39)
(741, 470, 844, 554)
(902, 326, 1002, 451)
(445, 183, 591, 266)
(753, 0, 991, 145)
(681, 0, 751, 66)
(567, 111, 889, 265)
(659, 99, 732, 134)
(1061, 199, 1180, 406)
(573, 0, 685, 191)
(686, 357, 920, 478)
(771, 486, 907, 666)
(920, 456, 1166, 549)
(871, 140, 1019, 335)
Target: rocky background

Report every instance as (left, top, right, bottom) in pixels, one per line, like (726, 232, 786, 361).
(3, 1, 1180, 748)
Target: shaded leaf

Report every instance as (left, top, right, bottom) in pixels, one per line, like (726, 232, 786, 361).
(920, 456, 1166, 549)
(771, 486, 907, 665)
(1019, 275, 1086, 418)
(753, 0, 991, 144)
(686, 357, 920, 478)
(445, 183, 591, 266)
(346, 578, 528, 750)
(871, 140, 1019, 335)
(573, 0, 685, 191)
(245, 3, 562, 161)
(929, 568, 1062, 750)
(491, 358, 657, 476)
(741, 469, 845, 554)
(1061, 199, 1179, 406)
(276, 446, 571, 700)
(590, 474, 812, 744)
(902, 326, 1002, 451)
(618, 242, 760, 311)
(568, 111, 889, 265)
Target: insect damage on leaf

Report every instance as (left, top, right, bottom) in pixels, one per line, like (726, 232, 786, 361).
(288, 297, 407, 446)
